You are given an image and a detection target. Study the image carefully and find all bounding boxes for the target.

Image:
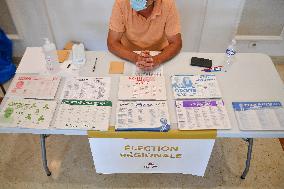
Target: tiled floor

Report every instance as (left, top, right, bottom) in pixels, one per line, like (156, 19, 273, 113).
(0, 136, 283, 189)
(0, 62, 283, 189)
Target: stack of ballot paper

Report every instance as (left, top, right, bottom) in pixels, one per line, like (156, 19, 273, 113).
(60, 77, 111, 100)
(0, 98, 57, 129)
(6, 75, 61, 99)
(171, 75, 222, 99)
(172, 75, 231, 130)
(118, 76, 167, 100)
(176, 99, 231, 130)
(116, 75, 170, 132)
(53, 100, 112, 131)
(116, 101, 170, 132)
(55, 77, 112, 131)
(233, 102, 284, 130)
(0, 75, 62, 129)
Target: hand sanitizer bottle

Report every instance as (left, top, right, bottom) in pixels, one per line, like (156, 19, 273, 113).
(223, 39, 237, 72)
(42, 38, 59, 72)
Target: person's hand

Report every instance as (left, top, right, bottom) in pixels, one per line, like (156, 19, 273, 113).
(142, 51, 162, 69)
(136, 51, 154, 71)
(136, 51, 161, 71)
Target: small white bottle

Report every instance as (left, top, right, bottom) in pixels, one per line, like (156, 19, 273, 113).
(223, 39, 237, 72)
(42, 38, 59, 72)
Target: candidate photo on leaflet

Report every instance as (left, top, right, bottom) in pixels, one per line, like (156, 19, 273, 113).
(107, 0, 182, 71)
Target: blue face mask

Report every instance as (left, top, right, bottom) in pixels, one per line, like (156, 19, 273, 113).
(130, 0, 148, 12)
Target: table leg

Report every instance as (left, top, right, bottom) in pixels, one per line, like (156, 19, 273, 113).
(241, 138, 253, 179)
(40, 134, 51, 176)
(0, 84, 6, 95)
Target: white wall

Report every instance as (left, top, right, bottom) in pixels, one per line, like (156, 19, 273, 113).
(199, 0, 245, 52)
(5, 0, 284, 56)
(45, 0, 114, 51)
(237, 0, 284, 36)
(179, 0, 208, 52)
(44, 0, 208, 52)
(236, 38, 284, 56)
(5, 0, 54, 57)
(235, 0, 284, 56)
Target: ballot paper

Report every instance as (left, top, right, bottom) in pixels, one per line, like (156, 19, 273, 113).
(7, 75, 61, 99)
(118, 76, 167, 100)
(233, 102, 284, 130)
(60, 77, 111, 100)
(0, 98, 57, 129)
(133, 66, 163, 76)
(171, 75, 222, 99)
(116, 101, 170, 132)
(53, 100, 112, 131)
(175, 100, 231, 130)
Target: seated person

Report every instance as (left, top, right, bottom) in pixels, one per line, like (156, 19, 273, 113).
(107, 0, 182, 71)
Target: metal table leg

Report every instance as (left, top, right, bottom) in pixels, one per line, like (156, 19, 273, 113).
(0, 84, 6, 95)
(241, 138, 253, 179)
(40, 134, 51, 176)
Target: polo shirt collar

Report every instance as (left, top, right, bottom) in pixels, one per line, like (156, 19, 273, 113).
(132, 0, 162, 20)
(150, 0, 162, 20)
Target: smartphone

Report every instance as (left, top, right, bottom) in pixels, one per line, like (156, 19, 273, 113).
(191, 57, 212, 68)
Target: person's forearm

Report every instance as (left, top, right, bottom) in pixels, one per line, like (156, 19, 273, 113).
(108, 41, 138, 63)
(154, 41, 182, 65)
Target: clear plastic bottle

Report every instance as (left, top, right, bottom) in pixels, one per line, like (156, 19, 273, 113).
(223, 39, 237, 72)
(42, 38, 59, 72)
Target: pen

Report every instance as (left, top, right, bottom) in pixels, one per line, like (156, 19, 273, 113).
(67, 64, 71, 68)
(93, 58, 98, 72)
(202, 66, 223, 72)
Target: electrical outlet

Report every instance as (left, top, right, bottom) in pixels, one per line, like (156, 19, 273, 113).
(248, 41, 257, 48)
